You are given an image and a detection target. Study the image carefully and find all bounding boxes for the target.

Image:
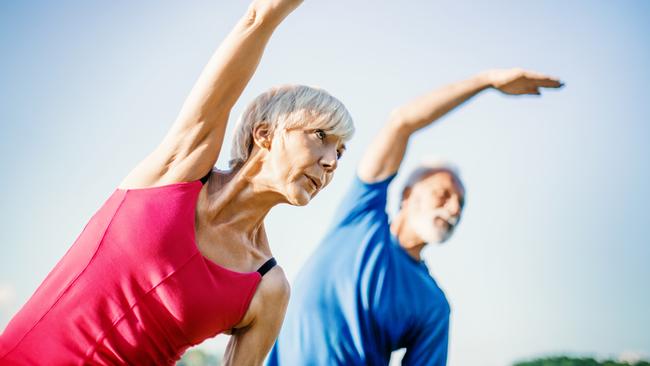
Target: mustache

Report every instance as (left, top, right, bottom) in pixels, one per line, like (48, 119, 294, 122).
(430, 209, 460, 228)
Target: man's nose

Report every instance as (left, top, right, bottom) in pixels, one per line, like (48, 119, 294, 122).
(446, 197, 461, 216)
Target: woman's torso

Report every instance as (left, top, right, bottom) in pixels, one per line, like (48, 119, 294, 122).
(0, 179, 267, 365)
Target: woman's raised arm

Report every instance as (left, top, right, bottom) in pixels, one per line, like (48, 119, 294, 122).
(121, 0, 303, 189)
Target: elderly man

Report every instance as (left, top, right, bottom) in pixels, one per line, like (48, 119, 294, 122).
(268, 68, 563, 365)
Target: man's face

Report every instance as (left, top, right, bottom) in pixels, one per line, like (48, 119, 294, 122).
(404, 171, 465, 244)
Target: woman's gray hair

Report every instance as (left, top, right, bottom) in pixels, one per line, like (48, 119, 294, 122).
(229, 84, 355, 168)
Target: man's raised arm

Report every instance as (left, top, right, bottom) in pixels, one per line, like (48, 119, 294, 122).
(358, 68, 563, 183)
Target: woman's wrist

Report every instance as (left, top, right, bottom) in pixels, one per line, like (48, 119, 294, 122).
(247, 0, 302, 29)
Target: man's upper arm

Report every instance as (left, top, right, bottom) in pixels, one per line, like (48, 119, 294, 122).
(357, 118, 411, 184)
(329, 174, 396, 229)
(401, 310, 450, 366)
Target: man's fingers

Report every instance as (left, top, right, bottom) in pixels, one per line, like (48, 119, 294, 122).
(529, 88, 541, 95)
(522, 71, 563, 88)
(534, 78, 563, 88)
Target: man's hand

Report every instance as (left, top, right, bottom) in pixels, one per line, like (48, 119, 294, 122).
(484, 68, 563, 95)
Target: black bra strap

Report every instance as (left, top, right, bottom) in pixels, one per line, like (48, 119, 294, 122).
(199, 170, 213, 185)
(257, 257, 277, 277)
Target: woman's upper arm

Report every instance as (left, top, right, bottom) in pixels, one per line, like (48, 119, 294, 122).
(119, 124, 226, 189)
(222, 268, 290, 366)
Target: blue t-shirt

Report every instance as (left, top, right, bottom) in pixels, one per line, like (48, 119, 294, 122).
(268, 175, 450, 366)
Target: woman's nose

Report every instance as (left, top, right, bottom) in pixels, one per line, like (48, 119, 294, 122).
(320, 148, 338, 172)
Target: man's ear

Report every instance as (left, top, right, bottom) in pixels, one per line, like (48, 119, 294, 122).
(252, 123, 273, 150)
(400, 187, 413, 209)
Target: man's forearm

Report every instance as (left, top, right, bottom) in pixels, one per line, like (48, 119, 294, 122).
(358, 73, 493, 183)
(389, 72, 493, 134)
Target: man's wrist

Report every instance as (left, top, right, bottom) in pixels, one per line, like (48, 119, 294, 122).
(474, 70, 496, 90)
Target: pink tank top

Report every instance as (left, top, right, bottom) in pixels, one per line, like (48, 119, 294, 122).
(0, 179, 272, 365)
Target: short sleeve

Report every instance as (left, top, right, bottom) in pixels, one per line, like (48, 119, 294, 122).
(329, 174, 397, 228)
(401, 307, 450, 366)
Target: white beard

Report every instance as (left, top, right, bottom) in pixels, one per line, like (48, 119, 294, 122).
(410, 208, 458, 244)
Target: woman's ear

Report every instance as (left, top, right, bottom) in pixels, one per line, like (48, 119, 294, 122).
(252, 123, 273, 150)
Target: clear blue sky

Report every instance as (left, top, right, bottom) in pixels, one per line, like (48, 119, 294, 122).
(1, 1, 648, 365)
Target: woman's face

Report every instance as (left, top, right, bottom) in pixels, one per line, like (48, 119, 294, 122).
(265, 127, 345, 206)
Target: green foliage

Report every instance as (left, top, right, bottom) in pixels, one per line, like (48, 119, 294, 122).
(177, 348, 222, 366)
(513, 356, 650, 366)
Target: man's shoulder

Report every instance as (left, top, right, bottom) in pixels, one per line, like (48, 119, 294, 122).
(327, 174, 394, 230)
(391, 254, 449, 303)
(417, 275, 450, 315)
(345, 174, 394, 207)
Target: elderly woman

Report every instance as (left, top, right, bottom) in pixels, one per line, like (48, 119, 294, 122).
(0, 0, 353, 365)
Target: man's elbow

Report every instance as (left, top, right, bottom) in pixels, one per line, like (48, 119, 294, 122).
(388, 108, 417, 136)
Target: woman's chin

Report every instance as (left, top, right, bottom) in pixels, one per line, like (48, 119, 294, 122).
(286, 190, 312, 206)
(289, 196, 311, 206)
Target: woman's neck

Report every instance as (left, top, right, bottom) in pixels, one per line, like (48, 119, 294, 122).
(199, 154, 286, 248)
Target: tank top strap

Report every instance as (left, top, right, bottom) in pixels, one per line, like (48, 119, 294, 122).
(199, 170, 213, 185)
(256, 257, 277, 277)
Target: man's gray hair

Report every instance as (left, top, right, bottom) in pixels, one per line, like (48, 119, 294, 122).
(401, 159, 464, 200)
(229, 84, 355, 168)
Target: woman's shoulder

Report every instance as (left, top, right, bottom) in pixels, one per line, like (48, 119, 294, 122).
(233, 264, 290, 330)
(257, 265, 290, 306)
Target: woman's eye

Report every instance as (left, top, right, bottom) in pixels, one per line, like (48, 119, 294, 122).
(336, 150, 343, 160)
(315, 130, 326, 140)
